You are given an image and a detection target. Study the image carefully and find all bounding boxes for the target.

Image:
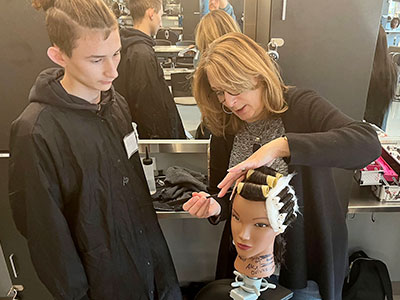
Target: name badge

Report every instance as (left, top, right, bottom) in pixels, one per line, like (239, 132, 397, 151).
(123, 122, 139, 159)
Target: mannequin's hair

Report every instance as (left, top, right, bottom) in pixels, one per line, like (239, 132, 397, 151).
(128, 0, 162, 23)
(195, 10, 241, 54)
(232, 167, 297, 265)
(32, 0, 118, 57)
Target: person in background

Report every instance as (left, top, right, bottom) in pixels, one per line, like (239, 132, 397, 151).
(364, 25, 398, 129)
(390, 17, 400, 30)
(200, 0, 210, 17)
(195, 9, 240, 54)
(8, 0, 182, 299)
(193, 9, 240, 138)
(113, 0, 186, 139)
(183, 33, 381, 300)
(207, 0, 236, 21)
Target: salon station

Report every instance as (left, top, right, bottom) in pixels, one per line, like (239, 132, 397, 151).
(1, 0, 400, 299)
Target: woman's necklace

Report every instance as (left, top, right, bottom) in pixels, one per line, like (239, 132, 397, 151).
(245, 119, 268, 153)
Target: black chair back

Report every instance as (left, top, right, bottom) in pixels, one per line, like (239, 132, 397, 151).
(155, 39, 172, 46)
(171, 72, 193, 97)
(156, 29, 179, 44)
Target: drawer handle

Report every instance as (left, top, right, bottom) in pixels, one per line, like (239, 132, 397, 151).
(9, 253, 18, 278)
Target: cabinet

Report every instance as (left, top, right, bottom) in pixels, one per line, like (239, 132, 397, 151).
(0, 1, 54, 299)
(0, 159, 52, 300)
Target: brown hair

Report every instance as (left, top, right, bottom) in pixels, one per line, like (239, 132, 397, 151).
(128, 0, 162, 23)
(32, 0, 118, 57)
(193, 32, 288, 137)
(195, 10, 241, 54)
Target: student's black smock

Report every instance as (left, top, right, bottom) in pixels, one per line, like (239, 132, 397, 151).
(114, 28, 186, 139)
(8, 68, 182, 300)
(209, 88, 381, 300)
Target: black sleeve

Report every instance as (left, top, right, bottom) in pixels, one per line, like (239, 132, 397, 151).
(208, 134, 234, 222)
(123, 49, 185, 139)
(284, 89, 381, 169)
(9, 123, 88, 300)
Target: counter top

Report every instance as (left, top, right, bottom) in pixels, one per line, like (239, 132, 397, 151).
(348, 182, 400, 213)
(154, 45, 187, 53)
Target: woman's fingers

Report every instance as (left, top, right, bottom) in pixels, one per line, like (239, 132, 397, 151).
(196, 197, 211, 218)
(217, 172, 237, 197)
(182, 196, 199, 211)
(183, 194, 215, 218)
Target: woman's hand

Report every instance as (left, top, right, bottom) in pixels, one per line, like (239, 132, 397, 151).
(217, 137, 290, 197)
(182, 191, 221, 218)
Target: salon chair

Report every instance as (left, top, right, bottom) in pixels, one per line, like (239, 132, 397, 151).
(156, 29, 179, 44)
(171, 72, 192, 97)
(176, 40, 195, 47)
(155, 39, 172, 46)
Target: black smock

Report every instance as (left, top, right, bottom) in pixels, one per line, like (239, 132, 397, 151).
(114, 28, 186, 139)
(8, 68, 182, 300)
(208, 88, 381, 300)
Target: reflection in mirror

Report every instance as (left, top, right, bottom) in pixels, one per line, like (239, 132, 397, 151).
(106, 0, 243, 139)
(365, 0, 400, 136)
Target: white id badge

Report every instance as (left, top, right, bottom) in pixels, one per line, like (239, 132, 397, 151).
(123, 122, 139, 159)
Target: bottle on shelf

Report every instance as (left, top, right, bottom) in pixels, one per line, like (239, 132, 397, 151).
(142, 146, 157, 195)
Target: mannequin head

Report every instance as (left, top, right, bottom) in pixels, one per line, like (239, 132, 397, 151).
(231, 194, 278, 260)
(231, 168, 298, 278)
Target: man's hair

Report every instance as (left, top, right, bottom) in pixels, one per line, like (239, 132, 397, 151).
(128, 0, 162, 23)
(193, 32, 288, 137)
(195, 10, 240, 54)
(32, 0, 118, 57)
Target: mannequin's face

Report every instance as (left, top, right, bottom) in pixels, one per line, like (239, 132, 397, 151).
(231, 194, 278, 259)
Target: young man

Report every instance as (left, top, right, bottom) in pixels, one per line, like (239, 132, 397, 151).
(114, 0, 186, 139)
(9, 1, 182, 299)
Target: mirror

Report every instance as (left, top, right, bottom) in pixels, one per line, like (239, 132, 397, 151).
(107, 0, 244, 139)
(365, 0, 400, 136)
(107, 0, 400, 139)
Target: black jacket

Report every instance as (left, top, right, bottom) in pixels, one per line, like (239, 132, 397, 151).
(9, 68, 182, 300)
(114, 28, 186, 139)
(209, 88, 381, 300)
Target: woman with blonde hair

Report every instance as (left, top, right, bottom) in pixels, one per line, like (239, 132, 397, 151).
(194, 9, 240, 138)
(195, 9, 240, 54)
(183, 32, 381, 300)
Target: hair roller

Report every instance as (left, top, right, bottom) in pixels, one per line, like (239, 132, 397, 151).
(237, 182, 268, 201)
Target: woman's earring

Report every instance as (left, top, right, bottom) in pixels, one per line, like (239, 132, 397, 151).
(222, 103, 232, 114)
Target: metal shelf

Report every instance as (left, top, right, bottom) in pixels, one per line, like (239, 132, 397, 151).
(348, 183, 400, 213)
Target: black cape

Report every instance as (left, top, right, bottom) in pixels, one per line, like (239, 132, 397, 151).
(114, 28, 186, 139)
(9, 68, 182, 300)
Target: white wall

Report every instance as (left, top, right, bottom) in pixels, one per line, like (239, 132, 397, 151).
(347, 212, 400, 281)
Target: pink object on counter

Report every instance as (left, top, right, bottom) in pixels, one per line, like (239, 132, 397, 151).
(376, 157, 398, 182)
